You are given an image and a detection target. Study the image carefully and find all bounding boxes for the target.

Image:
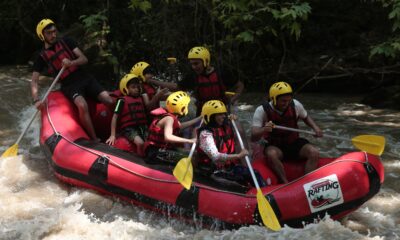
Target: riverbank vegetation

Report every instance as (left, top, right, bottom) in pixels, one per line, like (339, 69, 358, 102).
(1, 0, 399, 108)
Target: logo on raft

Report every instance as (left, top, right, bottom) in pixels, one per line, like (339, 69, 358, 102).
(303, 174, 344, 213)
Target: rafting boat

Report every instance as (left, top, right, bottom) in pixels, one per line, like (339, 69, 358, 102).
(39, 91, 384, 228)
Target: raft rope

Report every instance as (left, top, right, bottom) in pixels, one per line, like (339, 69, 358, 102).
(45, 101, 257, 198)
(45, 100, 374, 198)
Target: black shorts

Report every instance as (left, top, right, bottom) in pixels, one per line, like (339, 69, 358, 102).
(265, 138, 310, 160)
(60, 71, 105, 102)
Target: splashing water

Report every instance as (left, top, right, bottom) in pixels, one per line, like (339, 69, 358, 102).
(1, 66, 399, 239)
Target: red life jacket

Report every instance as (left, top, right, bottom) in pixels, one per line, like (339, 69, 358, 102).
(197, 124, 239, 170)
(195, 70, 227, 110)
(144, 108, 181, 150)
(40, 39, 78, 80)
(262, 101, 299, 146)
(142, 83, 157, 100)
(118, 95, 148, 130)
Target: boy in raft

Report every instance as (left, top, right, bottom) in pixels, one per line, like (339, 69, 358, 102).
(130, 61, 170, 110)
(144, 91, 202, 164)
(197, 100, 266, 187)
(106, 74, 149, 156)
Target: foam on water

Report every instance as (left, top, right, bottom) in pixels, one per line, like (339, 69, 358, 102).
(1, 68, 399, 239)
(0, 153, 393, 240)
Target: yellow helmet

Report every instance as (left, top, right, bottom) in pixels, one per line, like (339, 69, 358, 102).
(119, 73, 140, 95)
(130, 61, 150, 82)
(36, 19, 55, 41)
(166, 91, 191, 116)
(188, 46, 210, 67)
(201, 100, 227, 124)
(269, 81, 293, 105)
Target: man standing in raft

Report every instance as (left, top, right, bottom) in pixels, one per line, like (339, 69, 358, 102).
(144, 91, 202, 164)
(31, 19, 114, 141)
(164, 46, 244, 116)
(251, 81, 323, 183)
(184, 46, 244, 116)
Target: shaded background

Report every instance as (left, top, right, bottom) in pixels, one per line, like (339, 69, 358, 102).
(1, 0, 399, 107)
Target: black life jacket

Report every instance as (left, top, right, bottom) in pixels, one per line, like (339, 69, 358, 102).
(262, 101, 299, 146)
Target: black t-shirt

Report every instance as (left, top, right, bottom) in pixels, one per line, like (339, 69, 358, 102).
(178, 68, 238, 92)
(32, 37, 78, 73)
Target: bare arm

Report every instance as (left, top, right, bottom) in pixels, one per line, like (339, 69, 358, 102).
(251, 126, 267, 142)
(147, 78, 178, 91)
(250, 106, 271, 142)
(62, 47, 88, 68)
(31, 71, 40, 101)
(303, 115, 323, 137)
(142, 93, 151, 109)
(161, 116, 195, 144)
(106, 113, 118, 145)
(180, 116, 202, 129)
(142, 88, 170, 111)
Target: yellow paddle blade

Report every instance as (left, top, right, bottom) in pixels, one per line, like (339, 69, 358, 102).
(173, 157, 193, 190)
(256, 189, 281, 231)
(351, 135, 386, 156)
(225, 91, 236, 97)
(1, 143, 18, 159)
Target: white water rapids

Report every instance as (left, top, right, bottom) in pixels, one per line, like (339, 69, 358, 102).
(0, 66, 399, 239)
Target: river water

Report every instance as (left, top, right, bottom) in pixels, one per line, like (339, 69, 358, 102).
(0, 66, 399, 240)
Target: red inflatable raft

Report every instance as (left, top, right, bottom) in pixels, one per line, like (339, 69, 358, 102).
(39, 91, 384, 228)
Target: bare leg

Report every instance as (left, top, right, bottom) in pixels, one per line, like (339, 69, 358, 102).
(265, 146, 288, 183)
(97, 90, 114, 106)
(74, 96, 97, 140)
(300, 144, 320, 174)
(134, 136, 145, 156)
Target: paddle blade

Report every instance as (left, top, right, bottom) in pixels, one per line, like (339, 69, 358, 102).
(1, 143, 18, 159)
(256, 189, 281, 231)
(351, 135, 386, 156)
(173, 157, 193, 190)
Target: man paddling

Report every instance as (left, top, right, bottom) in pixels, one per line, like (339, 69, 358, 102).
(250, 81, 323, 183)
(31, 19, 114, 141)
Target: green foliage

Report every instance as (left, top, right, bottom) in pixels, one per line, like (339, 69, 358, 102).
(80, 10, 108, 34)
(370, 37, 400, 58)
(79, 10, 120, 74)
(371, 0, 400, 59)
(1, 0, 397, 90)
(129, 0, 152, 13)
(214, 1, 311, 43)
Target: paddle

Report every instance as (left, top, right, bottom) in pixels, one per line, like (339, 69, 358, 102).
(1, 66, 66, 158)
(173, 142, 196, 190)
(273, 124, 385, 156)
(231, 119, 281, 231)
(225, 91, 236, 97)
